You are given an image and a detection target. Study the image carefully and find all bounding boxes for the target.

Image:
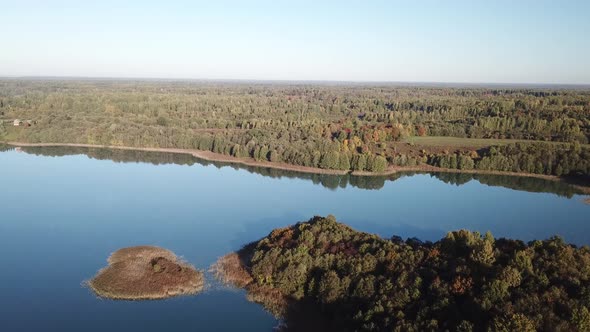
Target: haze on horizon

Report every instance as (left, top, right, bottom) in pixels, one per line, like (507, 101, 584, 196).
(1, 0, 589, 85)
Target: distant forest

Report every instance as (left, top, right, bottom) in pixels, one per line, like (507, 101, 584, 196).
(1, 80, 589, 176)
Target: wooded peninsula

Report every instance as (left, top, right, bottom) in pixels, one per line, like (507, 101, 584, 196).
(1, 80, 589, 181)
(215, 216, 590, 331)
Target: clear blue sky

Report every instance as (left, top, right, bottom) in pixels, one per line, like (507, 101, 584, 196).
(1, 0, 589, 84)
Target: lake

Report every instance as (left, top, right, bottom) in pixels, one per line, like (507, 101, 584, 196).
(0, 146, 588, 331)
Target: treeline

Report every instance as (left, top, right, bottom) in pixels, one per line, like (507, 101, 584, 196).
(189, 132, 389, 172)
(16, 145, 393, 189)
(1, 80, 589, 176)
(12, 145, 587, 196)
(431, 172, 585, 198)
(0, 142, 11, 152)
(221, 216, 590, 331)
(19, 146, 198, 167)
(429, 142, 590, 177)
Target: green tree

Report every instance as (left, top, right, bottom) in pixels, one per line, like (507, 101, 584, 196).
(319, 151, 340, 170)
(156, 116, 168, 126)
(352, 154, 367, 171)
(338, 153, 351, 171)
(269, 150, 282, 163)
(572, 306, 590, 332)
(372, 156, 387, 172)
(318, 270, 343, 303)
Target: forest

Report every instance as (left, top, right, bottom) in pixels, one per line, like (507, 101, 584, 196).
(216, 216, 590, 331)
(1, 79, 589, 177)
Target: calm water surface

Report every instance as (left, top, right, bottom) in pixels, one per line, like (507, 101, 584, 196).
(0, 147, 588, 331)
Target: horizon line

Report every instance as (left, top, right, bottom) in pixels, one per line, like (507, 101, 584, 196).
(1, 75, 589, 89)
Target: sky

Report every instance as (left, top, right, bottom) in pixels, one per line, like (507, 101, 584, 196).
(1, 0, 589, 84)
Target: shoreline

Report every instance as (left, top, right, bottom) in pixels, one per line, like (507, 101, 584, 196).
(4, 141, 348, 175)
(4, 141, 590, 193)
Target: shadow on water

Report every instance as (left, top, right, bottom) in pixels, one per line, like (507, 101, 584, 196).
(0, 143, 12, 152)
(277, 300, 351, 332)
(15, 145, 588, 197)
(429, 172, 587, 198)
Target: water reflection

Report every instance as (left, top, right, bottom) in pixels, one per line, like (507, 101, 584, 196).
(17, 145, 588, 197)
(1, 143, 588, 332)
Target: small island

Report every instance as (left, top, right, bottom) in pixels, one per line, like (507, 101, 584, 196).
(214, 216, 590, 331)
(88, 246, 204, 300)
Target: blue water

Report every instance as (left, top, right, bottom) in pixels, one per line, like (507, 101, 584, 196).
(0, 148, 588, 331)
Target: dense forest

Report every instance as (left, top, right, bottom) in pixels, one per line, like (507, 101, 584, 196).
(216, 216, 590, 331)
(1, 80, 589, 177)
